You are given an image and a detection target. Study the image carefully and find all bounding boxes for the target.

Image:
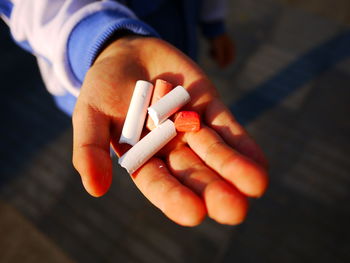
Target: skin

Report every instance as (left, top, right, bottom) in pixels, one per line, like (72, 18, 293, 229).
(72, 35, 268, 226)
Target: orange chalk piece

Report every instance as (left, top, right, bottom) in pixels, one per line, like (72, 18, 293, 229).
(174, 111, 200, 132)
(146, 79, 173, 130)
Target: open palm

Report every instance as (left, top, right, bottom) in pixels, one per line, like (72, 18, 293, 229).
(72, 36, 268, 226)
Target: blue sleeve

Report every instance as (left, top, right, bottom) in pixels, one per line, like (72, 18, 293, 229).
(0, 0, 12, 19)
(68, 9, 159, 84)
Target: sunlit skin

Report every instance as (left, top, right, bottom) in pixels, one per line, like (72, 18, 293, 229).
(72, 35, 268, 226)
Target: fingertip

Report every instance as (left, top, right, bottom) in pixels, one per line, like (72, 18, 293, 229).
(73, 148, 113, 197)
(163, 186, 206, 227)
(205, 180, 248, 225)
(227, 156, 269, 198)
(130, 158, 206, 227)
(81, 170, 112, 197)
(246, 163, 269, 198)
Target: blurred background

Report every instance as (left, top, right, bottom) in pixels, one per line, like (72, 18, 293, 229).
(0, 0, 349, 262)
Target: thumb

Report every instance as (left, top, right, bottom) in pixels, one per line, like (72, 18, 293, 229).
(72, 101, 113, 197)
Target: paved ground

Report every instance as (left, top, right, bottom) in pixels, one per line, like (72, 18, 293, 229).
(1, 0, 349, 262)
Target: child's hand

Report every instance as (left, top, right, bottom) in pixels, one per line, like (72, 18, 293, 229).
(72, 35, 268, 226)
(209, 33, 235, 68)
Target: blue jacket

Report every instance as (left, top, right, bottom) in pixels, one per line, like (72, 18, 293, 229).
(0, 0, 227, 115)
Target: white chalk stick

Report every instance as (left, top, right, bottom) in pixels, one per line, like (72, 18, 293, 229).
(119, 119, 177, 174)
(148, 85, 190, 126)
(119, 80, 154, 145)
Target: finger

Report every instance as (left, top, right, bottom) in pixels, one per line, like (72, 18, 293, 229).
(167, 146, 248, 225)
(205, 98, 269, 168)
(185, 126, 268, 197)
(146, 79, 173, 130)
(131, 158, 206, 226)
(72, 102, 112, 197)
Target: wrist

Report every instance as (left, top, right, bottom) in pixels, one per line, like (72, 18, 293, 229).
(95, 36, 173, 67)
(67, 10, 159, 84)
(94, 34, 150, 64)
